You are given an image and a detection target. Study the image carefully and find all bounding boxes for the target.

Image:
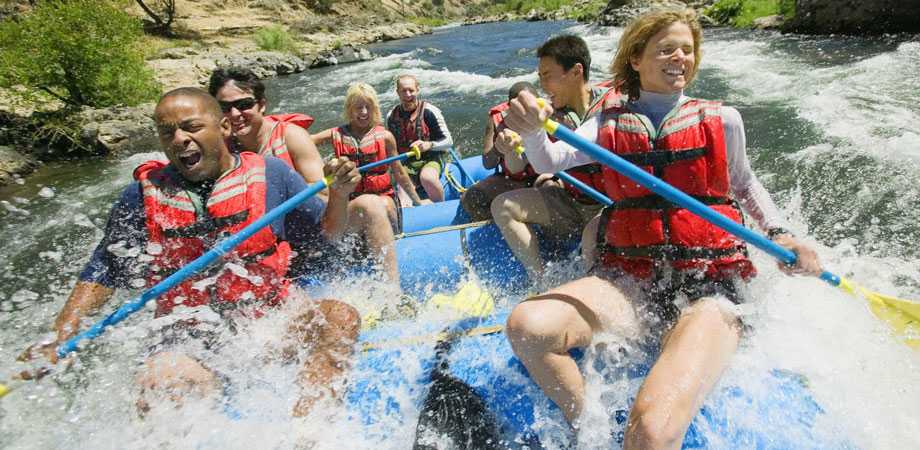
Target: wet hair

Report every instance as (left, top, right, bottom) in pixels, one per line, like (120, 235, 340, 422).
(536, 35, 591, 82)
(395, 74, 420, 91)
(611, 8, 703, 100)
(207, 67, 266, 101)
(344, 82, 383, 126)
(156, 87, 223, 121)
(507, 81, 538, 101)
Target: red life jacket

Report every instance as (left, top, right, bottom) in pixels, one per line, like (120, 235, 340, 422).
(551, 90, 610, 203)
(387, 102, 430, 154)
(257, 113, 315, 168)
(488, 102, 538, 183)
(133, 153, 292, 317)
(595, 94, 755, 280)
(332, 124, 394, 197)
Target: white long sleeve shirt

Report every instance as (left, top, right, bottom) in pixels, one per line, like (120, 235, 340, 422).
(521, 90, 787, 231)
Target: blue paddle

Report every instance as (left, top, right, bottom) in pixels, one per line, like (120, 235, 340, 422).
(55, 149, 421, 359)
(511, 139, 612, 207)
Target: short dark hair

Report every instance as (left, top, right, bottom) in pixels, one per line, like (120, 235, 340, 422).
(508, 81, 538, 101)
(207, 67, 266, 101)
(157, 87, 223, 121)
(536, 35, 591, 82)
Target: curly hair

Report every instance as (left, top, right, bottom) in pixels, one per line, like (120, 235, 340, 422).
(610, 8, 703, 100)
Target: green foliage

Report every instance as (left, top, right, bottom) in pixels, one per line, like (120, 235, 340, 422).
(706, 0, 743, 24)
(706, 0, 794, 27)
(779, 0, 795, 19)
(568, 0, 606, 22)
(253, 25, 298, 53)
(0, 0, 161, 108)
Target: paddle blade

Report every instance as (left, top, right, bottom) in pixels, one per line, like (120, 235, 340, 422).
(429, 282, 494, 317)
(839, 277, 920, 348)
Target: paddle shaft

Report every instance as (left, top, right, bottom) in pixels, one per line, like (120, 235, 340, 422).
(514, 143, 613, 206)
(57, 152, 417, 358)
(543, 121, 840, 287)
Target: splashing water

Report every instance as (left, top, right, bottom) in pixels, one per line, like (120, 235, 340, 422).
(1, 21, 918, 449)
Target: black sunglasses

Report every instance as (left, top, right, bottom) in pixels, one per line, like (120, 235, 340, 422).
(219, 97, 258, 113)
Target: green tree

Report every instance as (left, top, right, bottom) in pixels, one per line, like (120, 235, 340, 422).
(0, 0, 161, 108)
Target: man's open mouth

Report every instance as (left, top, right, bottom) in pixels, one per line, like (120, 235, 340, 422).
(178, 150, 202, 169)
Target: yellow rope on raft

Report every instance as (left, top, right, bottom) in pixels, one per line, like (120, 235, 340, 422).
(394, 220, 490, 240)
(362, 324, 504, 352)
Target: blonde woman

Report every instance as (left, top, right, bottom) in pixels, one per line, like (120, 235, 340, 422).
(313, 83, 419, 283)
(502, 9, 822, 448)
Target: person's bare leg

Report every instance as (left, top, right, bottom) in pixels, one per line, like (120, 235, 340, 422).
(624, 298, 741, 450)
(580, 215, 601, 270)
(460, 174, 526, 221)
(419, 165, 445, 202)
(290, 299, 360, 417)
(491, 187, 554, 283)
(506, 275, 638, 423)
(135, 351, 219, 415)
(346, 194, 398, 283)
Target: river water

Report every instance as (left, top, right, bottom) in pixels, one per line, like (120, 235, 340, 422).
(1, 20, 918, 449)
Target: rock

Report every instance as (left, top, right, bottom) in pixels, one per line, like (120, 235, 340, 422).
(787, 0, 920, 34)
(77, 104, 158, 156)
(524, 9, 548, 21)
(211, 50, 311, 79)
(0, 145, 38, 186)
(597, 0, 691, 27)
(753, 14, 784, 30)
(310, 45, 374, 69)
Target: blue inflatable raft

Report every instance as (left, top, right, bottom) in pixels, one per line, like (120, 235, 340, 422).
(329, 153, 852, 448)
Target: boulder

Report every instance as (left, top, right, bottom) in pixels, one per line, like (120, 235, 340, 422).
(787, 0, 920, 34)
(310, 45, 374, 69)
(597, 0, 691, 26)
(0, 145, 38, 186)
(77, 104, 158, 156)
(753, 14, 784, 30)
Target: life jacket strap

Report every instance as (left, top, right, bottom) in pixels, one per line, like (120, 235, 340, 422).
(607, 195, 732, 211)
(618, 147, 706, 169)
(601, 243, 744, 260)
(162, 210, 250, 239)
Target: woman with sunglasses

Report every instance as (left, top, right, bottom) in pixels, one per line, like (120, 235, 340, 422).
(208, 67, 326, 197)
(310, 82, 419, 284)
(502, 8, 822, 448)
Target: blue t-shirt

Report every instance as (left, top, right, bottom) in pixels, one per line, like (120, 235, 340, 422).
(79, 156, 328, 288)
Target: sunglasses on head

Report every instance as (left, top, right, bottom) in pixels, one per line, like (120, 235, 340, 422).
(219, 97, 258, 113)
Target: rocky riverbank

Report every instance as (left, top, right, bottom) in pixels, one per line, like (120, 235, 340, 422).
(0, 18, 431, 186)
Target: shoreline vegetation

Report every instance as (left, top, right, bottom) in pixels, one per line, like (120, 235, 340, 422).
(0, 0, 916, 186)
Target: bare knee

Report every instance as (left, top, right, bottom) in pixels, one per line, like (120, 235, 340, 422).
(317, 299, 361, 343)
(136, 351, 218, 412)
(350, 195, 387, 221)
(506, 301, 568, 356)
(626, 404, 687, 450)
(490, 191, 517, 223)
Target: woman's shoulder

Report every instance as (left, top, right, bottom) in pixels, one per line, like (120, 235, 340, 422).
(717, 104, 744, 131)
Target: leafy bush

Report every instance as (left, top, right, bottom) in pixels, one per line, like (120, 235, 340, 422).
(0, 0, 161, 108)
(253, 25, 298, 53)
(706, 0, 743, 24)
(706, 0, 794, 27)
